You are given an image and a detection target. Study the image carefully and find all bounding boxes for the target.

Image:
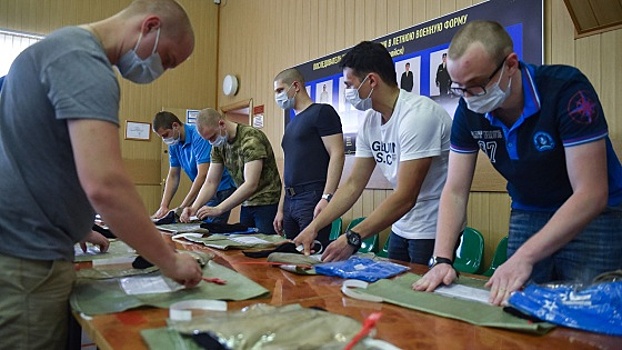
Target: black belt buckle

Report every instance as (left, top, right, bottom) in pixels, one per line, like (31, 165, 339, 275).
(286, 187, 296, 196)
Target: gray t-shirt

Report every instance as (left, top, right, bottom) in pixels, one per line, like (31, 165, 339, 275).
(0, 26, 120, 261)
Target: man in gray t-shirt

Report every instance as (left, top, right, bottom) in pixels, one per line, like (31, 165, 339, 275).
(0, 1, 203, 348)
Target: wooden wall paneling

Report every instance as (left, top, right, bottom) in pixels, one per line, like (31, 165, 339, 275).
(398, 0, 414, 30)
(550, 0, 576, 66)
(600, 31, 617, 138)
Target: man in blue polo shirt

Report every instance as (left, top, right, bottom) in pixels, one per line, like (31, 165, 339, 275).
(414, 20, 622, 305)
(152, 111, 236, 223)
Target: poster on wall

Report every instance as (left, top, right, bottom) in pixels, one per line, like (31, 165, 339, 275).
(285, 0, 543, 155)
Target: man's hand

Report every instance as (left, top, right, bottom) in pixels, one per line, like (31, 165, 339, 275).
(151, 206, 170, 219)
(179, 207, 196, 223)
(313, 199, 329, 218)
(484, 256, 531, 306)
(79, 230, 110, 253)
(412, 263, 457, 292)
(321, 235, 356, 262)
(292, 226, 319, 256)
(158, 253, 203, 288)
(196, 206, 222, 220)
(273, 210, 284, 235)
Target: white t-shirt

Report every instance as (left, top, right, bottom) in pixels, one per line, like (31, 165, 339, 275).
(356, 90, 451, 239)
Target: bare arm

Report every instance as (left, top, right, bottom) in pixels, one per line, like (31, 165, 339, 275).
(178, 162, 209, 209)
(413, 151, 477, 291)
(293, 157, 376, 254)
(180, 162, 222, 222)
(486, 139, 608, 305)
(197, 159, 263, 218)
(321, 157, 434, 262)
(314, 133, 345, 217)
(152, 167, 180, 219)
(68, 119, 201, 287)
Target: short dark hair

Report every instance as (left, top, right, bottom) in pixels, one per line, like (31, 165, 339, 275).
(153, 111, 182, 131)
(340, 41, 397, 87)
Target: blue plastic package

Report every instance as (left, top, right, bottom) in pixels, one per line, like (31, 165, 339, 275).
(508, 281, 622, 336)
(314, 256, 409, 282)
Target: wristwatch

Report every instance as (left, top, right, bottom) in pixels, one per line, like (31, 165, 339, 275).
(345, 229, 362, 251)
(321, 193, 333, 202)
(428, 256, 453, 269)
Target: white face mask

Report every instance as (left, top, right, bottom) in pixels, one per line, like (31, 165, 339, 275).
(117, 28, 164, 84)
(162, 127, 180, 146)
(345, 75, 373, 111)
(209, 127, 228, 148)
(465, 64, 512, 114)
(275, 83, 296, 110)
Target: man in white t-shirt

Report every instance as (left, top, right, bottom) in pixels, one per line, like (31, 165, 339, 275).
(294, 41, 452, 263)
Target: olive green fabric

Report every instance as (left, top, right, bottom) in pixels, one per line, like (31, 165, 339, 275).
(141, 304, 374, 350)
(76, 251, 214, 280)
(70, 260, 269, 315)
(187, 233, 287, 250)
(155, 222, 209, 234)
(74, 239, 136, 262)
(354, 273, 555, 334)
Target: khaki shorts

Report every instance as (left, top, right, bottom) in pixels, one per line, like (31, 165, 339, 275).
(0, 254, 75, 350)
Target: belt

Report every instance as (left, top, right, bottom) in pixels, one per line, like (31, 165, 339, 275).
(284, 182, 325, 197)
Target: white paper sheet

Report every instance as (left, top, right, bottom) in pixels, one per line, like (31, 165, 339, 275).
(433, 284, 491, 304)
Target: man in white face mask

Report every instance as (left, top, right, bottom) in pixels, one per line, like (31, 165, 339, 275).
(294, 41, 452, 265)
(0, 1, 201, 348)
(414, 20, 622, 307)
(272, 68, 344, 250)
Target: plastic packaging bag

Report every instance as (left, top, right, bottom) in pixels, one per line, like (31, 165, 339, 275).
(508, 281, 622, 336)
(314, 256, 409, 282)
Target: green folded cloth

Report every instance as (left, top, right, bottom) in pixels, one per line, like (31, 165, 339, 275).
(74, 239, 136, 262)
(353, 273, 555, 334)
(188, 233, 287, 250)
(70, 260, 269, 315)
(156, 222, 209, 234)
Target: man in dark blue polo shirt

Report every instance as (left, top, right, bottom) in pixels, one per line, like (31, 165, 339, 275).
(415, 20, 622, 306)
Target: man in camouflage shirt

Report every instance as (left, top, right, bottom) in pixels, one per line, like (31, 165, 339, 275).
(180, 108, 281, 233)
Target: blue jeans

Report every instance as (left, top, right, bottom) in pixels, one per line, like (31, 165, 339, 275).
(240, 203, 278, 234)
(282, 189, 331, 248)
(204, 187, 236, 224)
(387, 231, 435, 264)
(508, 205, 622, 284)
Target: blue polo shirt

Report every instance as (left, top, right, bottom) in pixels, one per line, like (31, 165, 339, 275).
(168, 123, 235, 192)
(451, 62, 622, 210)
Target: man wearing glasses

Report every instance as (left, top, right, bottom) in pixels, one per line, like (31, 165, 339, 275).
(414, 20, 622, 306)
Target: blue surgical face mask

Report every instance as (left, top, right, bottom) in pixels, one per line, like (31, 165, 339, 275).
(275, 83, 296, 110)
(209, 126, 228, 148)
(344, 75, 373, 111)
(117, 28, 164, 84)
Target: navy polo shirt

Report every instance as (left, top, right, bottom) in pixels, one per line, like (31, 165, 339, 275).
(451, 62, 622, 210)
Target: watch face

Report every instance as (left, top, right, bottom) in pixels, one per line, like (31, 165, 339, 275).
(346, 231, 361, 246)
(428, 256, 435, 268)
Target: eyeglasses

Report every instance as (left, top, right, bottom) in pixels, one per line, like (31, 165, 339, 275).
(450, 57, 507, 97)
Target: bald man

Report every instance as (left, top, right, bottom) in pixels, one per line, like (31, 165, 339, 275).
(0, 1, 202, 348)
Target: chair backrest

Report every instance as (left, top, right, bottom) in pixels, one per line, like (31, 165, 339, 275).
(482, 236, 508, 277)
(453, 227, 485, 274)
(329, 217, 343, 241)
(377, 235, 390, 258)
(345, 217, 379, 253)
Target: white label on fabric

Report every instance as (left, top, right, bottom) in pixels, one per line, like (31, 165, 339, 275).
(228, 236, 270, 244)
(169, 300, 228, 321)
(119, 275, 184, 295)
(433, 284, 490, 304)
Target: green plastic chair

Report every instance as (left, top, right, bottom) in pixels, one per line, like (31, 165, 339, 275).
(376, 236, 390, 258)
(482, 236, 508, 277)
(345, 217, 379, 253)
(453, 227, 485, 274)
(329, 217, 343, 241)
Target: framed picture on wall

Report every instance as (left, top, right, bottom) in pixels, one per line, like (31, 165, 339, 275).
(125, 120, 151, 141)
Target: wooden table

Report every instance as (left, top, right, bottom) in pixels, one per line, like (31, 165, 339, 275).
(74, 239, 621, 350)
